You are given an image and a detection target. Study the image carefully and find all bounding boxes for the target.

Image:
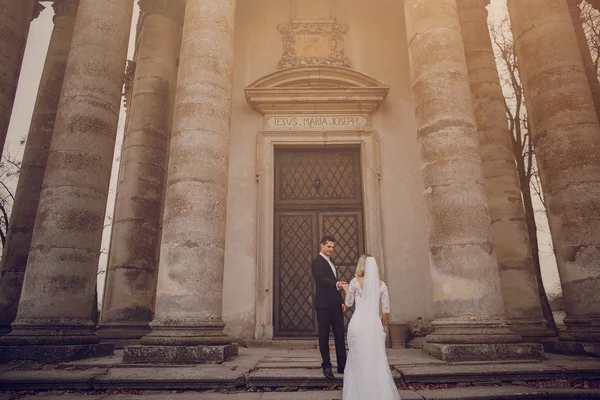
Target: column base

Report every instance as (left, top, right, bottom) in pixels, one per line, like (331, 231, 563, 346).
(141, 319, 232, 346)
(123, 343, 238, 364)
(97, 323, 151, 349)
(423, 342, 545, 362)
(422, 318, 545, 361)
(507, 320, 557, 341)
(0, 343, 114, 363)
(560, 317, 600, 343)
(0, 320, 100, 346)
(425, 318, 523, 344)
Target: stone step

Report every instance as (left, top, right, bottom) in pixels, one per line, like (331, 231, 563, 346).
(9, 387, 600, 400)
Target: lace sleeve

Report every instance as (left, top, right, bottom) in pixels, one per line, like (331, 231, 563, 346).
(345, 279, 357, 308)
(380, 282, 390, 314)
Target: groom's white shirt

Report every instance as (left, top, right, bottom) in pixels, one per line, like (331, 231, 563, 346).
(320, 252, 337, 278)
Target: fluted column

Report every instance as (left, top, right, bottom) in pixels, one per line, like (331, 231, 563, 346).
(0, 0, 37, 156)
(567, 0, 600, 121)
(0, 0, 134, 360)
(508, 0, 600, 352)
(404, 0, 543, 361)
(98, 0, 183, 346)
(0, 0, 79, 337)
(457, 0, 554, 340)
(124, 0, 237, 364)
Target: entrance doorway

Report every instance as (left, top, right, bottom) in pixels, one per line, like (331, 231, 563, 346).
(273, 146, 365, 337)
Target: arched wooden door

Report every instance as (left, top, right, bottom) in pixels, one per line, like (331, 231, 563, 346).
(273, 146, 365, 337)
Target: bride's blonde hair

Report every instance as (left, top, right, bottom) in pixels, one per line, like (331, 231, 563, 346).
(354, 253, 383, 278)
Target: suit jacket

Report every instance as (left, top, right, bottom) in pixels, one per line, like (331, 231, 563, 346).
(311, 254, 343, 309)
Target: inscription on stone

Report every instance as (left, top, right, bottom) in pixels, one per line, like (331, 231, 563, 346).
(293, 34, 332, 58)
(266, 115, 368, 130)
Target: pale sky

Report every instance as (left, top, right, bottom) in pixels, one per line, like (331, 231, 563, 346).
(4, 0, 562, 304)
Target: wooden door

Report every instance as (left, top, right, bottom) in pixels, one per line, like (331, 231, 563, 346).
(273, 147, 365, 337)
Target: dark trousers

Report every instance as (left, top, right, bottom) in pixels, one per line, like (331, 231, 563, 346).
(316, 306, 346, 372)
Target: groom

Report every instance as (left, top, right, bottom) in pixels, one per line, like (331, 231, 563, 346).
(311, 234, 347, 379)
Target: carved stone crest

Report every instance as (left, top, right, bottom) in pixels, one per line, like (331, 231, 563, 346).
(277, 16, 350, 70)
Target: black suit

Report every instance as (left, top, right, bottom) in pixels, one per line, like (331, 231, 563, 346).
(311, 254, 346, 373)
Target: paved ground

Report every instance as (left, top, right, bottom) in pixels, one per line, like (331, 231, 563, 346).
(0, 347, 599, 399)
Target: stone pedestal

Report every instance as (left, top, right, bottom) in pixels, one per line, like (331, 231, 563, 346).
(508, 0, 600, 356)
(97, 323, 151, 349)
(124, 343, 238, 364)
(423, 342, 545, 362)
(0, 343, 114, 363)
(98, 0, 183, 345)
(0, 0, 79, 336)
(456, 0, 554, 341)
(404, 0, 543, 362)
(0, 0, 134, 359)
(543, 338, 600, 358)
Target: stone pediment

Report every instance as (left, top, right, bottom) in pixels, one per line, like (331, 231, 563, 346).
(245, 66, 389, 114)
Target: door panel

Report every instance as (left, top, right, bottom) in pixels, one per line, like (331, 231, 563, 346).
(274, 147, 365, 337)
(274, 212, 318, 336)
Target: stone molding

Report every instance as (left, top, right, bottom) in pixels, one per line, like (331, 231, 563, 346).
(245, 65, 389, 114)
(456, 0, 490, 12)
(247, 65, 388, 340)
(254, 130, 384, 340)
(138, 0, 184, 21)
(277, 17, 351, 69)
(52, 0, 79, 18)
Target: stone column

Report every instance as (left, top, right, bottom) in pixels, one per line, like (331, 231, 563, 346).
(508, 0, 600, 357)
(403, 0, 543, 361)
(97, 0, 183, 347)
(0, 0, 79, 337)
(457, 0, 554, 340)
(0, 0, 134, 362)
(567, 0, 600, 121)
(0, 0, 37, 156)
(124, 0, 238, 364)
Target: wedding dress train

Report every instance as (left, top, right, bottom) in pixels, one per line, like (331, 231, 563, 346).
(342, 258, 401, 400)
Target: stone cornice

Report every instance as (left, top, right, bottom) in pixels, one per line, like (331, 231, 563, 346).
(52, 0, 79, 18)
(245, 66, 389, 115)
(456, 0, 490, 12)
(138, 0, 185, 21)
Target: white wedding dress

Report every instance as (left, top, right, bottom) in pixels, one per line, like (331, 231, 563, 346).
(343, 258, 401, 400)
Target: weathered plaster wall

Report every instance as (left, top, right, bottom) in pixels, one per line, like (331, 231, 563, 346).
(222, 0, 434, 340)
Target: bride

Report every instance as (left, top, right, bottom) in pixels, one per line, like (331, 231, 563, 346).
(341, 254, 401, 400)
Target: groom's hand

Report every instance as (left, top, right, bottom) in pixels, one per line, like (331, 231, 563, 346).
(342, 304, 347, 312)
(336, 281, 347, 290)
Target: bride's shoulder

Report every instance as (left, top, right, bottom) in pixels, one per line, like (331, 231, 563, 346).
(349, 277, 358, 285)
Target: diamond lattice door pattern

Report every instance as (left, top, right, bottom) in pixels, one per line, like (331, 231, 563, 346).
(274, 147, 365, 337)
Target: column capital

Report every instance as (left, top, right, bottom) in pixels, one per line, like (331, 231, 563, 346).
(138, 0, 185, 21)
(32, 1, 46, 21)
(52, 0, 79, 18)
(456, 0, 490, 12)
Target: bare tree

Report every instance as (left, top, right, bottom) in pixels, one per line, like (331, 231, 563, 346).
(581, 1, 600, 75)
(0, 151, 22, 248)
(489, 16, 557, 332)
